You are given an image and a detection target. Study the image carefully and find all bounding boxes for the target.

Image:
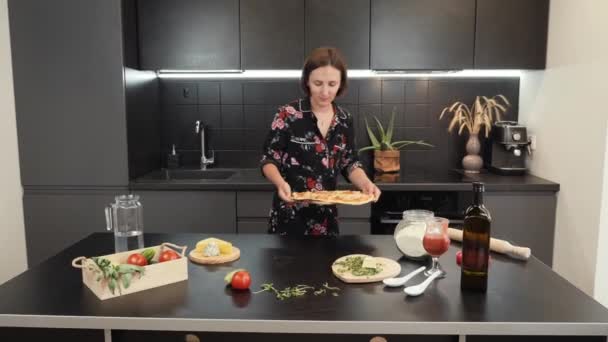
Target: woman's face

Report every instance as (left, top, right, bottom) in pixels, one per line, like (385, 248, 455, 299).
(307, 65, 341, 108)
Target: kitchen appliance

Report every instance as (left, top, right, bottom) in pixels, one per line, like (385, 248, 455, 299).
(488, 121, 531, 175)
(372, 191, 464, 235)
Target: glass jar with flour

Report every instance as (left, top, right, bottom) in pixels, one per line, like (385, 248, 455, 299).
(394, 210, 434, 259)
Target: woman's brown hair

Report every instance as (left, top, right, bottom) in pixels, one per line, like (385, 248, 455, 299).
(301, 47, 348, 97)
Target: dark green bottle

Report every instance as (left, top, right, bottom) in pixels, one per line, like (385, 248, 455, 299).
(461, 182, 492, 292)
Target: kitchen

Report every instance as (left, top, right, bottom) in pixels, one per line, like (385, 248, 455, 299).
(0, 0, 607, 341)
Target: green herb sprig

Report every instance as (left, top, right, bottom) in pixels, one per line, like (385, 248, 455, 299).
(87, 257, 145, 294)
(333, 256, 382, 276)
(254, 282, 340, 300)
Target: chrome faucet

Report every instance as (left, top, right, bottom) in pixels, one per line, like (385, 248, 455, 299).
(195, 120, 214, 170)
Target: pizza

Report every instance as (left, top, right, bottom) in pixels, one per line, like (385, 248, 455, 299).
(291, 190, 376, 205)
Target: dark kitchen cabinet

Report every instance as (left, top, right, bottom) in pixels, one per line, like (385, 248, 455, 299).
(8, 0, 129, 186)
(0, 328, 104, 342)
(22, 189, 125, 267)
(370, 0, 475, 70)
(305, 0, 370, 69)
(474, 0, 550, 69)
(240, 0, 305, 69)
(112, 330, 455, 342)
(484, 191, 557, 266)
(138, 0, 240, 70)
(137, 191, 237, 233)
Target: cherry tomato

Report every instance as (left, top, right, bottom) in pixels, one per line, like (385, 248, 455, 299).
(230, 271, 251, 290)
(158, 249, 180, 263)
(127, 253, 148, 266)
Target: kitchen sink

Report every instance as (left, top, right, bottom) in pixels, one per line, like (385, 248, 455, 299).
(134, 168, 238, 182)
(166, 169, 236, 180)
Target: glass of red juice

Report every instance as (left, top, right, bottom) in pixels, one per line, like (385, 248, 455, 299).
(423, 217, 450, 278)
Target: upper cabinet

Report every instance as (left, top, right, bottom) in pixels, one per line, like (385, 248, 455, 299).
(474, 0, 550, 69)
(138, 0, 240, 70)
(8, 0, 129, 187)
(240, 0, 305, 69)
(305, 0, 371, 69)
(370, 0, 475, 70)
(135, 0, 549, 71)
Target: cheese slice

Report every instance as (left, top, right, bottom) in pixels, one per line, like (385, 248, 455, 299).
(362, 256, 378, 269)
(195, 238, 232, 255)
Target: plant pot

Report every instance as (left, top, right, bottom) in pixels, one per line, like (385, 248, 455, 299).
(374, 150, 400, 173)
(462, 133, 483, 173)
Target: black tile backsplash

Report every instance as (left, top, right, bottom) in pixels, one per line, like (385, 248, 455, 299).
(159, 77, 520, 172)
(220, 104, 244, 128)
(405, 80, 429, 103)
(197, 82, 220, 104)
(381, 80, 405, 103)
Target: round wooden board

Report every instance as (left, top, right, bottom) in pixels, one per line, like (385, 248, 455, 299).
(331, 254, 401, 283)
(189, 247, 241, 265)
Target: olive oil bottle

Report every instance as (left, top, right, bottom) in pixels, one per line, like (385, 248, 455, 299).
(461, 182, 492, 292)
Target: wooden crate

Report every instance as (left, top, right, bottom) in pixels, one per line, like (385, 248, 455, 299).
(71, 243, 188, 300)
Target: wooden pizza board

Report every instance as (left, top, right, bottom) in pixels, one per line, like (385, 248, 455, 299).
(189, 247, 241, 265)
(331, 254, 401, 283)
(293, 191, 375, 206)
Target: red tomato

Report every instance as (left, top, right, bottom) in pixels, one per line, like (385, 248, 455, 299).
(158, 249, 180, 263)
(231, 271, 251, 290)
(127, 253, 148, 266)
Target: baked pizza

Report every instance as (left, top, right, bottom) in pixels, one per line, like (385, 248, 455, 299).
(291, 190, 376, 205)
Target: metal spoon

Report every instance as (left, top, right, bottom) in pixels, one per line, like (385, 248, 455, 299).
(403, 270, 442, 296)
(382, 266, 426, 287)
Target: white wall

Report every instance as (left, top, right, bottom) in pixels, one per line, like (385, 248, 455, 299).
(519, 0, 608, 296)
(0, 0, 27, 284)
(595, 132, 608, 307)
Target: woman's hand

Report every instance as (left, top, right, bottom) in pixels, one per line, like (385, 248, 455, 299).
(361, 181, 381, 202)
(277, 181, 293, 202)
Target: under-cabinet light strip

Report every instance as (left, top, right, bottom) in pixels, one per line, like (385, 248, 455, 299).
(157, 69, 522, 79)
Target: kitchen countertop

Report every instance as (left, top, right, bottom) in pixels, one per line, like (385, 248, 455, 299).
(0, 233, 605, 337)
(130, 168, 560, 192)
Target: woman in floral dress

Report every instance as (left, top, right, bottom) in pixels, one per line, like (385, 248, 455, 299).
(260, 47, 381, 236)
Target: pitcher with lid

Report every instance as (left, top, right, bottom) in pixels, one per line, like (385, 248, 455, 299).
(105, 194, 144, 253)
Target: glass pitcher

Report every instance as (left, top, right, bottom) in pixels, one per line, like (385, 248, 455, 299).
(105, 194, 144, 253)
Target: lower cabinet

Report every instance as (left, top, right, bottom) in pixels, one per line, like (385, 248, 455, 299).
(237, 218, 268, 233)
(0, 328, 104, 342)
(236, 191, 372, 234)
(112, 330, 455, 342)
(23, 188, 127, 267)
(484, 191, 556, 265)
(137, 191, 236, 233)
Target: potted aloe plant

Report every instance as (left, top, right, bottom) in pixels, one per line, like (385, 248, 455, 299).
(439, 95, 511, 173)
(359, 110, 433, 173)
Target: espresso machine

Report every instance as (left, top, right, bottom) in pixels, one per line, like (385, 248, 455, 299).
(488, 121, 531, 175)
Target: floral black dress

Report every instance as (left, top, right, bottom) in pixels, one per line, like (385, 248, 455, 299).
(260, 98, 363, 236)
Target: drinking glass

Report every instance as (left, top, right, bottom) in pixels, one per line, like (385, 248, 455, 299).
(422, 217, 450, 278)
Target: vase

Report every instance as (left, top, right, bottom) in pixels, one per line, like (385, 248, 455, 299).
(374, 150, 400, 173)
(462, 133, 483, 173)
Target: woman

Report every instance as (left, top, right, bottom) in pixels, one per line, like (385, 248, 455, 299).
(260, 47, 381, 236)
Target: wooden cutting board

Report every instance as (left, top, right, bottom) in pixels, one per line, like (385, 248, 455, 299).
(189, 247, 240, 265)
(331, 254, 401, 283)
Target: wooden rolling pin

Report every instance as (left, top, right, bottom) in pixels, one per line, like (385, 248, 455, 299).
(447, 227, 531, 261)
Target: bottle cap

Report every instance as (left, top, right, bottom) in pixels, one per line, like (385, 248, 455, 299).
(472, 182, 485, 192)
